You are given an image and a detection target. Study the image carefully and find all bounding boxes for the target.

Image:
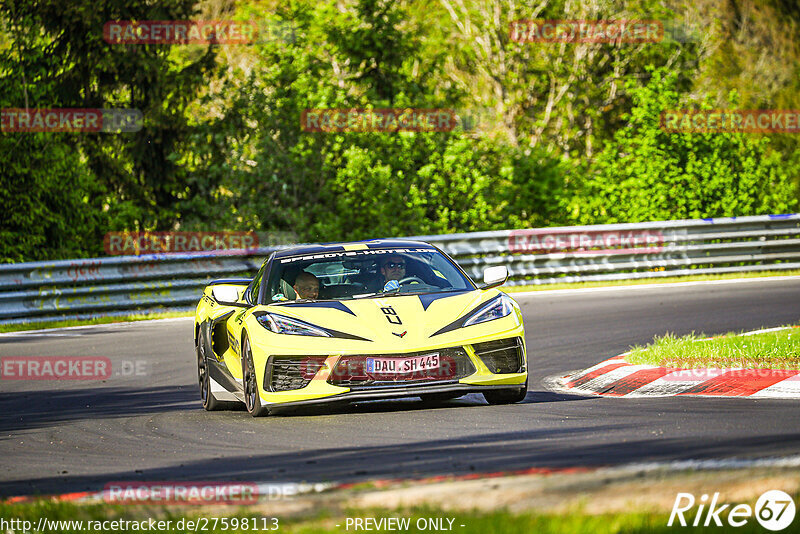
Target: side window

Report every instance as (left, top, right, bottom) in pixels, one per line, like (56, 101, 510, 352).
(428, 254, 460, 288)
(246, 260, 268, 304)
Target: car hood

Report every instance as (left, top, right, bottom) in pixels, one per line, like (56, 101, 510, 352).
(258, 289, 502, 345)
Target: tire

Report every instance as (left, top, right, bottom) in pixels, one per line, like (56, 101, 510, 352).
(420, 392, 464, 403)
(197, 329, 221, 411)
(482, 382, 528, 405)
(197, 327, 237, 411)
(242, 334, 269, 417)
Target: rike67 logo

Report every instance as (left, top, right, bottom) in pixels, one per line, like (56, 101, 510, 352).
(669, 490, 796, 530)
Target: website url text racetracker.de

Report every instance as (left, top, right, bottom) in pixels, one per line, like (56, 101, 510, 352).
(1, 357, 148, 380)
(0, 517, 279, 533)
(103, 20, 294, 45)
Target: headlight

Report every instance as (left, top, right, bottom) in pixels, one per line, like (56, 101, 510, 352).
(463, 294, 514, 327)
(257, 313, 332, 337)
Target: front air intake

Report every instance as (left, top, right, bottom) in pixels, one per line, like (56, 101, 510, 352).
(472, 337, 524, 374)
(265, 356, 326, 392)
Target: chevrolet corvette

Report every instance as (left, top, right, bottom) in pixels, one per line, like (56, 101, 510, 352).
(194, 239, 527, 416)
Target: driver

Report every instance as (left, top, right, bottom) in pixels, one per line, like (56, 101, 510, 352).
(379, 255, 406, 292)
(293, 271, 319, 299)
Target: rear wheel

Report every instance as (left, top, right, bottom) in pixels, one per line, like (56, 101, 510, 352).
(197, 330, 222, 410)
(242, 335, 269, 417)
(197, 327, 237, 411)
(483, 382, 528, 405)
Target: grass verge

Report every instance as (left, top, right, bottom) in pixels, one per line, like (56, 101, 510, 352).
(4, 466, 799, 533)
(0, 500, 773, 534)
(626, 325, 800, 369)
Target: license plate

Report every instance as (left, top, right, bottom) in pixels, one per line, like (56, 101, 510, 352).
(366, 353, 440, 374)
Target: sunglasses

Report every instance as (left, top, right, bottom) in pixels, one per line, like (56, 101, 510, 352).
(385, 261, 406, 269)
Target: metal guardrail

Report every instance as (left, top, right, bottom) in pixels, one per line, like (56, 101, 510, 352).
(1, 214, 799, 325)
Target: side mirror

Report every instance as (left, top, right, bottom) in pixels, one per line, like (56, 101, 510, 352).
(212, 285, 242, 306)
(480, 265, 508, 290)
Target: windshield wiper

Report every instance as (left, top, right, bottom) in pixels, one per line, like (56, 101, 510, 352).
(273, 298, 321, 305)
(352, 287, 447, 299)
(352, 292, 381, 299)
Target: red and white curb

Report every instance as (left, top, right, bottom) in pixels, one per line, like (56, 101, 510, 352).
(552, 327, 800, 399)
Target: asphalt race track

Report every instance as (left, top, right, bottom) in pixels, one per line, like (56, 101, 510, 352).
(2, 277, 800, 497)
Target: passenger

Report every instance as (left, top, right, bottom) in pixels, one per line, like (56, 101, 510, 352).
(293, 271, 319, 300)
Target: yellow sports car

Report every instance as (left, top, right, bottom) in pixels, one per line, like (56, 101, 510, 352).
(194, 240, 527, 416)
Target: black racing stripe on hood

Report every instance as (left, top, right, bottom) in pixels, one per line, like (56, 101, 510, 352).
(279, 300, 356, 316)
(324, 328, 372, 342)
(430, 294, 503, 337)
(418, 290, 471, 311)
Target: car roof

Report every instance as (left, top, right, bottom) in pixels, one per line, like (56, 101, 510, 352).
(273, 239, 437, 259)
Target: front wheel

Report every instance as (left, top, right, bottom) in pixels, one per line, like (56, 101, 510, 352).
(483, 383, 528, 405)
(242, 335, 269, 417)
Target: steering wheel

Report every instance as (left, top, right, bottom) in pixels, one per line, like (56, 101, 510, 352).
(398, 276, 425, 286)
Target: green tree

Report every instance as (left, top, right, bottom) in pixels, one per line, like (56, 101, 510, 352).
(568, 69, 797, 224)
(188, 0, 568, 242)
(0, 5, 103, 261)
(0, 0, 219, 263)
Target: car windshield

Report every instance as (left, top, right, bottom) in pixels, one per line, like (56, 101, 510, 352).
(265, 246, 474, 303)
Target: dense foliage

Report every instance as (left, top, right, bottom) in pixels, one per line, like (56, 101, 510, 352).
(1, 0, 798, 261)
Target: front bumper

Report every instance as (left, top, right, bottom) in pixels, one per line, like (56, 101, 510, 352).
(265, 382, 526, 414)
(255, 334, 528, 408)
